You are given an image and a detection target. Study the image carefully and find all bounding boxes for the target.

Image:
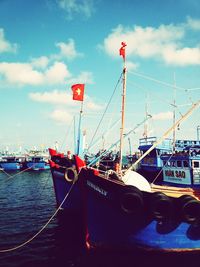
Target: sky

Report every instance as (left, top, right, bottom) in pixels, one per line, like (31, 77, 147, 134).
(0, 0, 199, 154)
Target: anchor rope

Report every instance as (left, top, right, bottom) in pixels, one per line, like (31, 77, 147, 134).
(0, 172, 77, 253)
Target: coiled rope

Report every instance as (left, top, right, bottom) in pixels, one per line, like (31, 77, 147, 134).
(0, 174, 77, 253)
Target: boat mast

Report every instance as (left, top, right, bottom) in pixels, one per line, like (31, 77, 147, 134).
(76, 101, 83, 155)
(131, 99, 200, 170)
(119, 42, 127, 173)
(197, 125, 200, 141)
(143, 94, 149, 139)
(172, 72, 176, 151)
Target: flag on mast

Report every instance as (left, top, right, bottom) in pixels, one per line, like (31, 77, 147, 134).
(71, 84, 85, 101)
(119, 42, 127, 60)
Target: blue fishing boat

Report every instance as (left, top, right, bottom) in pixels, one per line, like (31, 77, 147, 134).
(138, 136, 173, 181)
(138, 137, 200, 183)
(49, 84, 86, 212)
(77, 43, 200, 252)
(49, 148, 85, 212)
(0, 155, 25, 171)
(160, 142, 200, 187)
(49, 42, 200, 253)
(23, 151, 50, 171)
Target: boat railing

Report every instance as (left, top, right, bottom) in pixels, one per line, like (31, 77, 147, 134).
(175, 139, 200, 149)
(139, 136, 172, 149)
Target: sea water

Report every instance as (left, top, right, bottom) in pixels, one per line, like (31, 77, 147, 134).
(0, 171, 200, 267)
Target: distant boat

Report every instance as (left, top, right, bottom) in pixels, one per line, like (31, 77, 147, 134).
(137, 137, 200, 184)
(22, 151, 50, 171)
(0, 155, 25, 171)
(138, 136, 173, 182)
(160, 142, 200, 187)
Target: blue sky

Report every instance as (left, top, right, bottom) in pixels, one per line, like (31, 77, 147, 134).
(0, 0, 199, 154)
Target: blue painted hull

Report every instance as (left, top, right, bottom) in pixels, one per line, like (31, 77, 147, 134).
(26, 162, 50, 170)
(51, 168, 82, 212)
(80, 168, 200, 252)
(0, 162, 21, 171)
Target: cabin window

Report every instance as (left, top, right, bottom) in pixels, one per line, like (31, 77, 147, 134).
(183, 161, 189, 167)
(171, 161, 176, 167)
(194, 161, 200, 168)
(177, 160, 182, 167)
(166, 161, 171, 166)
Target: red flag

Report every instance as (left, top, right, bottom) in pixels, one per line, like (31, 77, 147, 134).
(119, 42, 127, 60)
(71, 84, 85, 101)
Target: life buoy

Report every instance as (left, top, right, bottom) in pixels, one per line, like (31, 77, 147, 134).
(178, 195, 200, 224)
(120, 185, 144, 215)
(150, 192, 174, 221)
(64, 167, 78, 183)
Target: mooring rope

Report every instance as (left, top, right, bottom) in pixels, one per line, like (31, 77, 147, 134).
(0, 162, 48, 181)
(0, 176, 76, 253)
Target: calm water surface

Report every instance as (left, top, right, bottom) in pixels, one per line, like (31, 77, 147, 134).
(0, 170, 200, 267)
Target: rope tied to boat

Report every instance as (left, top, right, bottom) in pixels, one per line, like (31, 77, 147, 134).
(0, 176, 77, 253)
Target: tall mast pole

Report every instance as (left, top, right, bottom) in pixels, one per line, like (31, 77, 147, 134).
(172, 72, 176, 152)
(119, 42, 127, 173)
(197, 125, 200, 141)
(76, 101, 83, 155)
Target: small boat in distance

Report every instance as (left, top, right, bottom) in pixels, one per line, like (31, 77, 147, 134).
(138, 136, 173, 182)
(0, 154, 25, 171)
(22, 150, 50, 171)
(138, 137, 200, 184)
(160, 142, 200, 187)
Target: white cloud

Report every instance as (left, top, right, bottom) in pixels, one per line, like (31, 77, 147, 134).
(187, 16, 200, 30)
(31, 56, 49, 69)
(0, 62, 44, 85)
(29, 89, 104, 123)
(0, 61, 71, 86)
(57, 0, 95, 19)
(163, 46, 200, 66)
(55, 39, 83, 60)
(0, 28, 18, 54)
(152, 111, 173, 120)
(102, 18, 200, 66)
(29, 90, 75, 105)
(50, 109, 72, 123)
(68, 71, 93, 84)
(45, 61, 71, 84)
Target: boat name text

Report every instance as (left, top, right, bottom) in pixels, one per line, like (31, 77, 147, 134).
(87, 180, 108, 196)
(165, 170, 185, 178)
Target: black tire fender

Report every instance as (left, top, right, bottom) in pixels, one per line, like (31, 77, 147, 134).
(178, 194, 200, 224)
(150, 192, 174, 221)
(120, 185, 144, 215)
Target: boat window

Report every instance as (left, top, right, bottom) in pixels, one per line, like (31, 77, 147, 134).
(171, 161, 176, 167)
(183, 161, 189, 167)
(177, 160, 182, 167)
(193, 161, 200, 168)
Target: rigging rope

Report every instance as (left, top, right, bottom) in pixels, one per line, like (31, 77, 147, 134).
(129, 99, 200, 173)
(87, 71, 123, 151)
(129, 70, 199, 92)
(151, 152, 174, 185)
(1, 163, 43, 181)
